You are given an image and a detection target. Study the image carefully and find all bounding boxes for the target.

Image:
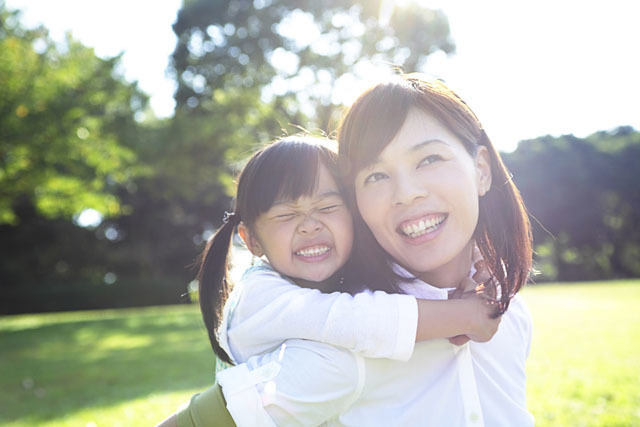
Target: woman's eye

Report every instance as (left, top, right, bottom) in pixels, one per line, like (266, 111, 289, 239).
(364, 172, 388, 184)
(418, 154, 443, 168)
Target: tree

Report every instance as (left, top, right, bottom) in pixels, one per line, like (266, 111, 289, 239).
(170, 0, 455, 129)
(0, 7, 146, 225)
(0, 7, 159, 313)
(503, 127, 640, 281)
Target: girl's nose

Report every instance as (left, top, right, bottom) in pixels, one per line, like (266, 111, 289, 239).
(298, 215, 323, 234)
(392, 173, 428, 206)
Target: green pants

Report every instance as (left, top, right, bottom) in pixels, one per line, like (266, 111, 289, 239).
(176, 383, 236, 427)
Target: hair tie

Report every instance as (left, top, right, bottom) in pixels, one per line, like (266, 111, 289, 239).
(222, 211, 239, 225)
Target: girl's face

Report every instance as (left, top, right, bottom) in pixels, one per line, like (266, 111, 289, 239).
(354, 108, 492, 286)
(241, 163, 354, 283)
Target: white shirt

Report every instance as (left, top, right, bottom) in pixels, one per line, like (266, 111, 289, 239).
(219, 263, 419, 364)
(217, 267, 534, 427)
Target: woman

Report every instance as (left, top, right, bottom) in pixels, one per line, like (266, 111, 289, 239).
(166, 74, 533, 426)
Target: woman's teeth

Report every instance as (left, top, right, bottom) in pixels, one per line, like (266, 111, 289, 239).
(401, 215, 446, 237)
(295, 246, 330, 257)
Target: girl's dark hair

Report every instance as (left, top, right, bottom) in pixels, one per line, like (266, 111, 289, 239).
(338, 73, 532, 314)
(197, 136, 341, 364)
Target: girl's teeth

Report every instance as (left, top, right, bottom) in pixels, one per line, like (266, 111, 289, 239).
(401, 215, 445, 237)
(296, 246, 330, 257)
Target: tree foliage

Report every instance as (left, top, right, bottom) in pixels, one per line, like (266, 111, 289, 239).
(503, 127, 640, 281)
(0, 8, 146, 225)
(170, 0, 454, 128)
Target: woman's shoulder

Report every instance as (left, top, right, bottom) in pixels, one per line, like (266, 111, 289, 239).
(502, 293, 533, 356)
(506, 294, 533, 329)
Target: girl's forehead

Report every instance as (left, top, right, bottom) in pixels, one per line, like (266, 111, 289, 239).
(272, 190, 343, 210)
(274, 163, 342, 206)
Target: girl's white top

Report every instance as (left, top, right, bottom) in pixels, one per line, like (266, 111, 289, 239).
(219, 263, 419, 364)
(217, 264, 534, 427)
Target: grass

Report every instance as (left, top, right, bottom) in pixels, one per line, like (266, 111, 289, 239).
(0, 306, 215, 426)
(523, 280, 640, 426)
(1, 280, 639, 426)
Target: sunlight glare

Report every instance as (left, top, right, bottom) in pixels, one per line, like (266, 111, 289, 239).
(74, 208, 104, 228)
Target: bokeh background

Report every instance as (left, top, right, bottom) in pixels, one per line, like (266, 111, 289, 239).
(1, 0, 639, 425)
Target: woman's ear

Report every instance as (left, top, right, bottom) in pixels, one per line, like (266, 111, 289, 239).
(238, 222, 264, 257)
(475, 146, 493, 196)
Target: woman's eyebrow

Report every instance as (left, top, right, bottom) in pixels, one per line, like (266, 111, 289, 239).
(409, 139, 448, 152)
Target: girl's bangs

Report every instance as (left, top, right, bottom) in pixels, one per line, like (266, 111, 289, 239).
(242, 139, 338, 222)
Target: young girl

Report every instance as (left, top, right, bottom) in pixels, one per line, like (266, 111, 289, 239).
(158, 135, 499, 426)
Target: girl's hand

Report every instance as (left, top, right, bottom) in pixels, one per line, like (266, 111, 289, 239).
(448, 256, 501, 345)
(463, 289, 501, 343)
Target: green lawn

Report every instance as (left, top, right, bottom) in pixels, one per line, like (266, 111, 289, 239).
(1, 280, 639, 426)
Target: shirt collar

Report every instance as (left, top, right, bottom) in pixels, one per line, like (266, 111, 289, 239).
(393, 264, 451, 300)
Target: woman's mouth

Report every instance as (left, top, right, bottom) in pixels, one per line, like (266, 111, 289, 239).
(398, 214, 447, 238)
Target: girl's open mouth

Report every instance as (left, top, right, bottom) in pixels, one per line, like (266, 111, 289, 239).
(294, 245, 332, 260)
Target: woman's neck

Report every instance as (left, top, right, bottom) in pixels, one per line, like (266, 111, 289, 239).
(416, 242, 473, 288)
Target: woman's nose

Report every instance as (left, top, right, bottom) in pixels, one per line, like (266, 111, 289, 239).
(392, 173, 428, 206)
(298, 215, 323, 234)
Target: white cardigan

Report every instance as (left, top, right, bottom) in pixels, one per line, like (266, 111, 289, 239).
(217, 265, 534, 427)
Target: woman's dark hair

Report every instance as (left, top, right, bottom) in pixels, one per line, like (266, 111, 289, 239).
(197, 136, 342, 364)
(338, 73, 532, 314)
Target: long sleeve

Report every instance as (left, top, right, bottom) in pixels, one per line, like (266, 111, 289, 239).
(224, 265, 418, 363)
(217, 339, 365, 427)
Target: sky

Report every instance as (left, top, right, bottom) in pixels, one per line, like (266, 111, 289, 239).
(5, 0, 640, 152)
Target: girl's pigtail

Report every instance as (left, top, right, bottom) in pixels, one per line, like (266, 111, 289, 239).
(197, 213, 239, 364)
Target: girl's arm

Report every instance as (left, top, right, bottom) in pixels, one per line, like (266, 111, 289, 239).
(229, 266, 499, 363)
(228, 266, 418, 362)
(416, 296, 500, 343)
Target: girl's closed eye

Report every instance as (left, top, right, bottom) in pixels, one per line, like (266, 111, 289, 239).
(319, 203, 341, 213)
(272, 211, 296, 220)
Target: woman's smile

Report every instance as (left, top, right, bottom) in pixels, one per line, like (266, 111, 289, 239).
(397, 213, 448, 239)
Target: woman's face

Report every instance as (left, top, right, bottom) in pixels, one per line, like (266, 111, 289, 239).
(354, 108, 492, 285)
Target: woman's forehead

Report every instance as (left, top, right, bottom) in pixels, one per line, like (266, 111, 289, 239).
(366, 109, 460, 163)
